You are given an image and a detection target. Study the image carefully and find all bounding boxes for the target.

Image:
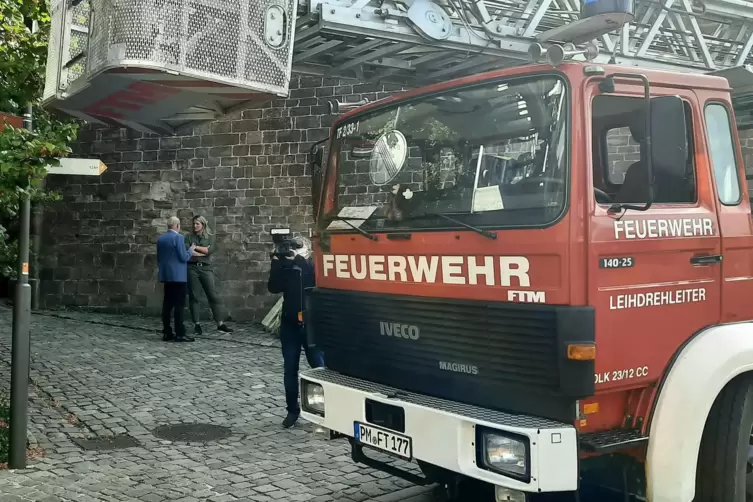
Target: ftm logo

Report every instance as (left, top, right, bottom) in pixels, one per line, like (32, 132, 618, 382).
(508, 290, 546, 303)
(379, 322, 420, 340)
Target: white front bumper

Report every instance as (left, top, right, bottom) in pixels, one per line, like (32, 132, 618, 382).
(299, 368, 578, 493)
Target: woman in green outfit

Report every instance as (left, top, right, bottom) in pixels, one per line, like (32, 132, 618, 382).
(185, 215, 233, 335)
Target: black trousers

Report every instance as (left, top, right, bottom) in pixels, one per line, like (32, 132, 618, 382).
(162, 282, 187, 338)
(280, 322, 324, 414)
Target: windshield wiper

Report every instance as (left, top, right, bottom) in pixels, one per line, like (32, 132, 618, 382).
(323, 216, 378, 241)
(407, 212, 497, 240)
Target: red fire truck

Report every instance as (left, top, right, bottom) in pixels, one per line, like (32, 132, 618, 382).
(298, 50, 753, 502)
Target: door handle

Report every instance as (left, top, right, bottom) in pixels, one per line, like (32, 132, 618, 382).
(690, 254, 723, 265)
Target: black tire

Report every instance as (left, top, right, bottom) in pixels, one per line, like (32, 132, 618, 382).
(695, 374, 753, 502)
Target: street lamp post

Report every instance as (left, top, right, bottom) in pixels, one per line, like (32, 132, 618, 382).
(8, 103, 33, 469)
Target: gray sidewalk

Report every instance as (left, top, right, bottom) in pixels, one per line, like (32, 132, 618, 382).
(0, 307, 434, 502)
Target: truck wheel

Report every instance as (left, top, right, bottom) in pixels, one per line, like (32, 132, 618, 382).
(695, 374, 753, 502)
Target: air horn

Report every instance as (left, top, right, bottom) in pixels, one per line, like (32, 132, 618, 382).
(528, 42, 600, 66)
(327, 98, 370, 114)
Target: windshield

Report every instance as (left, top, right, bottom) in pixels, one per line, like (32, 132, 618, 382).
(320, 75, 569, 232)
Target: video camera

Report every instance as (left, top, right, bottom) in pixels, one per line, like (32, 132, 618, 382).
(270, 228, 304, 259)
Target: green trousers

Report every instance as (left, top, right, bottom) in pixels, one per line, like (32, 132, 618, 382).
(187, 263, 225, 325)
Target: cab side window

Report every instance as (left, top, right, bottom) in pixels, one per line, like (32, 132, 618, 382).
(592, 95, 697, 204)
(704, 103, 742, 205)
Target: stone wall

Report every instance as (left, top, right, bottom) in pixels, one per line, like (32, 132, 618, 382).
(607, 126, 753, 186)
(606, 127, 639, 184)
(737, 128, 753, 185)
(38, 77, 397, 321)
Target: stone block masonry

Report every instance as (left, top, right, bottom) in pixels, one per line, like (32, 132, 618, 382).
(737, 128, 753, 196)
(608, 126, 753, 188)
(606, 127, 640, 183)
(39, 77, 399, 321)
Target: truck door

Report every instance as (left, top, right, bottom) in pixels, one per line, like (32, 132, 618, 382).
(706, 67, 753, 323)
(587, 84, 722, 394)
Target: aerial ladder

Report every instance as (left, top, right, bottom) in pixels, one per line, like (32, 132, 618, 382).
(42, 0, 753, 134)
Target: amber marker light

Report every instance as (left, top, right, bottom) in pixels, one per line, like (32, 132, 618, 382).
(583, 402, 600, 414)
(567, 343, 596, 361)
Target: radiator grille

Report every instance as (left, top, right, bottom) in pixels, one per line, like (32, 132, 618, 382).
(310, 289, 590, 420)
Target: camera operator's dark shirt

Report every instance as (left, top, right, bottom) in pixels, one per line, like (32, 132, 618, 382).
(268, 255, 316, 325)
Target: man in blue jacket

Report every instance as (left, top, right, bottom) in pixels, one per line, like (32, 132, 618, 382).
(157, 216, 196, 342)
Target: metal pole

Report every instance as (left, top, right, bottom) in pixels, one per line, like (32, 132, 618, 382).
(30, 17, 43, 311)
(9, 103, 33, 469)
(31, 178, 44, 310)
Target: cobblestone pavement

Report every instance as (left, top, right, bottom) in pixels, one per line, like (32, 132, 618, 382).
(0, 307, 434, 502)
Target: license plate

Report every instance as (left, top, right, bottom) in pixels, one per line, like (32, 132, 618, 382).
(354, 422, 412, 460)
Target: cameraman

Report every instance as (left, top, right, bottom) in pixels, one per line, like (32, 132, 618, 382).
(267, 233, 324, 428)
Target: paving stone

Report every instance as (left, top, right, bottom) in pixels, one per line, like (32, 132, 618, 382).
(0, 309, 425, 501)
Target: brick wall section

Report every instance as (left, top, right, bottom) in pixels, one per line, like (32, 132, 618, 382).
(737, 128, 753, 185)
(607, 127, 753, 186)
(39, 77, 398, 321)
(606, 127, 640, 183)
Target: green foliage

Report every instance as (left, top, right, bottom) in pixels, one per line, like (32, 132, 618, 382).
(0, 124, 76, 183)
(401, 114, 455, 143)
(0, 0, 80, 278)
(0, 0, 51, 112)
(0, 122, 75, 276)
(0, 393, 9, 466)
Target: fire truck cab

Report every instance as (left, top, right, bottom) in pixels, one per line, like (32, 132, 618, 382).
(299, 59, 753, 502)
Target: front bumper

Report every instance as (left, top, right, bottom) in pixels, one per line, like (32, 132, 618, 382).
(299, 368, 578, 493)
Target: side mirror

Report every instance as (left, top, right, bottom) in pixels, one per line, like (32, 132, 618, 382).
(650, 95, 687, 183)
(310, 141, 326, 217)
(312, 148, 324, 174)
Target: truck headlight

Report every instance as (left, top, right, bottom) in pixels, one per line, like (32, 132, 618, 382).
(302, 380, 325, 416)
(479, 428, 529, 481)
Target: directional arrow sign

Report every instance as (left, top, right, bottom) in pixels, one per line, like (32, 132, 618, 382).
(46, 158, 107, 176)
